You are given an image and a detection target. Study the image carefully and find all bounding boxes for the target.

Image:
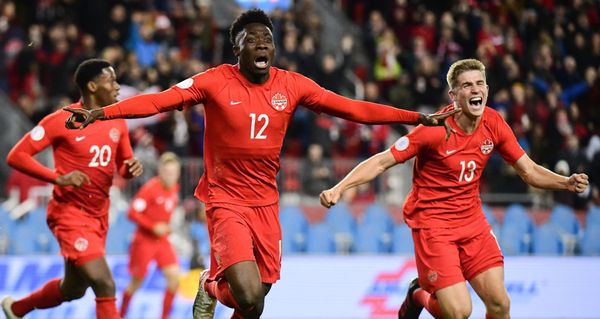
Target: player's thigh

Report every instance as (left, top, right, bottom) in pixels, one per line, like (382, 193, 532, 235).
(412, 228, 464, 293)
(469, 266, 510, 310)
(434, 281, 473, 319)
(61, 259, 90, 299)
(249, 204, 281, 284)
(77, 256, 115, 292)
(207, 205, 255, 280)
(129, 239, 156, 279)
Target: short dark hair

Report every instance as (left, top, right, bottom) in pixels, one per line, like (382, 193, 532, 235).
(74, 59, 112, 92)
(229, 9, 273, 45)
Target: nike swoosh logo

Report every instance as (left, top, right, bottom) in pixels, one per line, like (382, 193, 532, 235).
(75, 136, 86, 142)
(445, 149, 457, 154)
(230, 101, 242, 105)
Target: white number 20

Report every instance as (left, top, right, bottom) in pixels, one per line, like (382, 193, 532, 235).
(89, 145, 112, 167)
(458, 160, 476, 182)
(249, 113, 269, 140)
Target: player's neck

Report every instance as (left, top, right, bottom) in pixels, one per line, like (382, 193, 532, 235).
(80, 96, 103, 111)
(454, 113, 481, 134)
(239, 67, 270, 84)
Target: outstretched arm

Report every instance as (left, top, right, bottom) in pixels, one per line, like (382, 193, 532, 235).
(512, 154, 589, 193)
(318, 92, 459, 139)
(320, 149, 397, 208)
(65, 88, 185, 129)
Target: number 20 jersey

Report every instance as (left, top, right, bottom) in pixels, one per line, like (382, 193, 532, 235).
(390, 106, 525, 229)
(21, 102, 132, 215)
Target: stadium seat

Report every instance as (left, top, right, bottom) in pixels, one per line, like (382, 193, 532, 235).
(279, 205, 308, 254)
(580, 223, 600, 255)
(325, 202, 355, 253)
(305, 222, 334, 254)
(190, 221, 210, 256)
(391, 223, 414, 255)
(482, 204, 500, 235)
(531, 223, 564, 255)
(106, 211, 136, 254)
(549, 204, 580, 254)
(585, 206, 600, 227)
(0, 206, 15, 254)
(354, 203, 393, 253)
(35, 226, 60, 254)
(499, 204, 533, 255)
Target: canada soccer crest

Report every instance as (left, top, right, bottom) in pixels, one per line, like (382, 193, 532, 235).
(481, 138, 494, 154)
(271, 93, 288, 111)
(109, 128, 121, 143)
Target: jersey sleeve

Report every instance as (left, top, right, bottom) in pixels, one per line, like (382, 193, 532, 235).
(6, 114, 60, 183)
(292, 72, 421, 124)
(389, 125, 431, 164)
(494, 114, 525, 164)
(103, 68, 221, 119)
(127, 185, 157, 232)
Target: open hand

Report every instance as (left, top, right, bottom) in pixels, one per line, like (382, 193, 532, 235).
(55, 170, 91, 187)
(419, 108, 461, 140)
(64, 107, 104, 130)
(567, 173, 589, 193)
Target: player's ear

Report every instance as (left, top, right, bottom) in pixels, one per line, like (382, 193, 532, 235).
(86, 81, 97, 93)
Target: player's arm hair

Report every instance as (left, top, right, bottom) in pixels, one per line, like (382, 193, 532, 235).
(102, 88, 185, 119)
(318, 91, 420, 124)
(333, 149, 397, 193)
(512, 154, 570, 190)
(6, 137, 58, 183)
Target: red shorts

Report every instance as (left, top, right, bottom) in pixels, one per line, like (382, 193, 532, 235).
(128, 234, 178, 278)
(412, 218, 503, 293)
(206, 202, 282, 284)
(47, 200, 108, 266)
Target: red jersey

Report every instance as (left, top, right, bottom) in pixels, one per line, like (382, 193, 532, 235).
(390, 106, 525, 228)
(128, 177, 179, 239)
(7, 102, 133, 215)
(102, 64, 421, 206)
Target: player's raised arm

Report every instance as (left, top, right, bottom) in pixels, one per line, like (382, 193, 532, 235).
(320, 149, 397, 208)
(512, 154, 589, 193)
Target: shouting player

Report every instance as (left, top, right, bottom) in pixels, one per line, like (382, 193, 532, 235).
(320, 59, 589, 319)
(63, 9, 458, 319)
(3, 59, 142, 319)
(120, 152, 181, 319)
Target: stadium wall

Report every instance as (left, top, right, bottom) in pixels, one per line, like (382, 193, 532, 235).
(0, 256, 598, 319)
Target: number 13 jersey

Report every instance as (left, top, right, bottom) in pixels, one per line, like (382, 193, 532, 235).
(390, 105, 525, 229)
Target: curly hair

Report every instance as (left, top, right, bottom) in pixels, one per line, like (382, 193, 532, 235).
(229, 9, 274, 45)
(74, 59, 112, 92)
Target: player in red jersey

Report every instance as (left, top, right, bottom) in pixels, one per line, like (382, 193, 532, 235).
(320, 59, 589, 319)
(63, 9, 459, 319)
(120, 152, 181, 319)
(2, 59, 142, 319)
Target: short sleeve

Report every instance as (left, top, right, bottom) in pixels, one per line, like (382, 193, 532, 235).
(389, 125, 431, 164)
(494, 115, 525, 164)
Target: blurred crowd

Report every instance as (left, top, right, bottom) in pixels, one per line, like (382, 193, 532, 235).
(1, 0, 599, 206)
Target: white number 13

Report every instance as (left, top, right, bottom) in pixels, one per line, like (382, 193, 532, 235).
(249, 113, 269, 139)
(459, 160, 476, 182)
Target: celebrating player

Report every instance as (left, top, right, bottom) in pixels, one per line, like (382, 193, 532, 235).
(120, 152, 181, 319)
(320, 59, 589, 319)
(3, 59, 142, 319)
(63, 9, 458, 319)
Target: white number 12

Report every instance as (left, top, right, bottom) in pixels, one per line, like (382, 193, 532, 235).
(249, 113, 269, 139)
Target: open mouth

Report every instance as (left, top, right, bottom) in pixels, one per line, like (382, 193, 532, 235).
(469, 97, 483, 107)
(254, 56, 269, 69)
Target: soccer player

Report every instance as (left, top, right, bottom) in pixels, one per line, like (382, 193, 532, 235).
(2, 59, 142, 319)
(63, 9, 458, 319)
(320, 59, 589, 319)
(120, 152, 181, 319)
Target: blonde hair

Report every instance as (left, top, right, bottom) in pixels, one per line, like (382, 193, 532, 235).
(159, 152, 180, 165)
(446, 59, 486, 90)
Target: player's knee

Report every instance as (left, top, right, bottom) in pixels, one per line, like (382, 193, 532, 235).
(63, 287, 88, 301)
(445, 303, 472, 319)
(486, 295, 510, 316)
(91, 275, 116, 295)
(235, 287, 265, 314)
